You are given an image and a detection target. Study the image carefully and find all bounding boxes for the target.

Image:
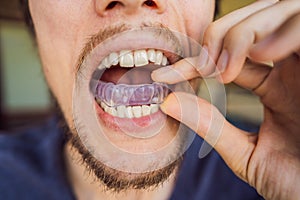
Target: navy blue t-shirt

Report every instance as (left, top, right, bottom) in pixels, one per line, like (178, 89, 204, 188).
(0, 117, 262, 200)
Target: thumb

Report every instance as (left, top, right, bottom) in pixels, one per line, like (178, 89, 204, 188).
(160, 92, 257, 180)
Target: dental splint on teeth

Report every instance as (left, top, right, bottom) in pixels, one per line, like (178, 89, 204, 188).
(93, 49, 170, 119)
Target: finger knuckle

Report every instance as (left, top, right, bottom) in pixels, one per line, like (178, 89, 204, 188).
(225, 24, 252, 46)
(204, 22, 221, 45)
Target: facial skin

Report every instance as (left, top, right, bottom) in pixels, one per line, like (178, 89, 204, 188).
(28, 0, 215, 198)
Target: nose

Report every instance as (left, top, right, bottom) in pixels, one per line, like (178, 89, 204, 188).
(95, 0, 167, 16)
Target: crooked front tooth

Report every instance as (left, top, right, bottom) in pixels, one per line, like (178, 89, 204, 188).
(119, 50, 134, 67)
(155, 51, 163, 65)
(109, 52, 119, 66)
(132, 106, 142, 118)
(134, 50, 149, 67)
(147, 49, 156, 63)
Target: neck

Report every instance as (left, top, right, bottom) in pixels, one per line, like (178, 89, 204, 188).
(64, 143, 177, 200)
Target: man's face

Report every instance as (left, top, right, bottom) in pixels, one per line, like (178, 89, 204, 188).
(28, 0, 215, 190)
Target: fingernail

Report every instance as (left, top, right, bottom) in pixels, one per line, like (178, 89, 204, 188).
(160, 93, 175, 115)
(159, 95, 171, 114)
(198, 45, 209, 71)
(151, 66, 176, 82)
(217, 49, 229, 73)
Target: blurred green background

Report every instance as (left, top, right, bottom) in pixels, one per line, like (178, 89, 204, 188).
(0, 0, 260, 130)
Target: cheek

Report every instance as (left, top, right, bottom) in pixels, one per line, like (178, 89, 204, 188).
(182, 0, 215, 42)
(29, 0, 84, 71)
(29, 0, 90, 123)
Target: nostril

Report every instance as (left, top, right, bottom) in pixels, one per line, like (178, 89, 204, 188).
(106, 1, 122, 10)
(101, 0, 161, 14)
(143, 0, 157, 8)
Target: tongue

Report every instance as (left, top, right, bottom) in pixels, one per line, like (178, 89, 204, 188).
(100, 65, 160, 85)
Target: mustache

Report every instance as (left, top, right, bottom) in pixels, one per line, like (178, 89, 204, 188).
(75, 22, 182, 72)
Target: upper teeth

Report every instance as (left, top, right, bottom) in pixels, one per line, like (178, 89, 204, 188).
(98, 49, 168, 70)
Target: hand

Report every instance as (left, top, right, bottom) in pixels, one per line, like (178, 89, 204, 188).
(152, 0, 300, 199)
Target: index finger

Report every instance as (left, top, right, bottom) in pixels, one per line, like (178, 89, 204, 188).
(151, 0, 278, 84)
(151, 51, 217, 84)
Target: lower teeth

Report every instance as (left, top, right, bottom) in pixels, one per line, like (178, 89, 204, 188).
(99, 102, 159, 118)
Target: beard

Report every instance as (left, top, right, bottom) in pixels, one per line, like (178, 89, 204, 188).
(56, 105, 182, 192)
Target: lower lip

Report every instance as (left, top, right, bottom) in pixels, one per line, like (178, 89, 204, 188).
(95, 101, 167, 137)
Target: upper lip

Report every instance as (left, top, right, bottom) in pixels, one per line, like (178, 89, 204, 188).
(77, 26, 185, 78)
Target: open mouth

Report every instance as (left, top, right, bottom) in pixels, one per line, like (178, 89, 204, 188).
(73, 27, 198, 172)
(92, 48, 174, 119)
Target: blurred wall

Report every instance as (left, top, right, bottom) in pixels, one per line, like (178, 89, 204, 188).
(220, 0, 256, 16)
(0, 20, 52, 129)
(0, 20, 50, 113)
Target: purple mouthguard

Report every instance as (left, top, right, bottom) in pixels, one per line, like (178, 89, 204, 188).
(94, 80, 170, 107)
